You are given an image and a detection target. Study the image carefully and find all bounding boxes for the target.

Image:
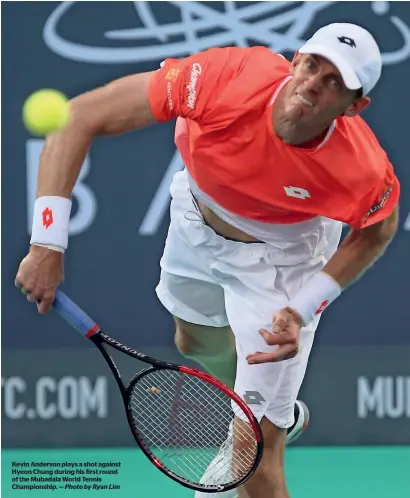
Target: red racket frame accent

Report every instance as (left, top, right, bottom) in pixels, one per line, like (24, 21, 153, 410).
(179, 365, 263, 443)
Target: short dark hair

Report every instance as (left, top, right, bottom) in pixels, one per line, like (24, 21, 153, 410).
(355, 88, 363, 99)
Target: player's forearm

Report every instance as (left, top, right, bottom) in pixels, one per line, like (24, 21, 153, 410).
(36, 113, 92, 198)
(287, 208, 398, 326)
(323, 208, 399, 288)
(31, 113, 94, 251)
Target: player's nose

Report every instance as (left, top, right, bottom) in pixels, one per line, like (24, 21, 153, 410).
(302, 73, 322, 95)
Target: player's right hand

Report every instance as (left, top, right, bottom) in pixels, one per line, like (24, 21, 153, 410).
(15, 245, 64, 314)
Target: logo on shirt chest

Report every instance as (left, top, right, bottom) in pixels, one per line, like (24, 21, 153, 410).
(283, 186, 311, 199)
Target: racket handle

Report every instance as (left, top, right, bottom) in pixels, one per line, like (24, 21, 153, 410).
(53, 289, 99, 337)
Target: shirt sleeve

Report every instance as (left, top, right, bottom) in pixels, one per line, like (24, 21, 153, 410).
(147, 48, 233, 123)
(353, 156, 400, 229)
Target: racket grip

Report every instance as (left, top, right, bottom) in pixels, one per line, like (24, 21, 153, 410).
(53, 289, 99, 337)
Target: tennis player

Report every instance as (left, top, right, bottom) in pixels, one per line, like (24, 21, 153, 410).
(16, 23, 399, 498)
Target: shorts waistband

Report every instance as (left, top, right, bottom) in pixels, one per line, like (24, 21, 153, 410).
(190, 192, 263, 244)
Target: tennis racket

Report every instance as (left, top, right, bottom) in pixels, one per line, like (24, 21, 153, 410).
(52, 289, 263, 493)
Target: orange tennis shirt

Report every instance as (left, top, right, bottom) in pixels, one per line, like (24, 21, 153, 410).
(148, 46, 399, 229)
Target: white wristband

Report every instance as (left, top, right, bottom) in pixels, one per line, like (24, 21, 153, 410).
(30, 196, 72, 251)
(33, 243, 65, 253)
(288, 271, 342, 327)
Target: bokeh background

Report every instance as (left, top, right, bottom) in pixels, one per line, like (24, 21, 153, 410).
(2, 2, 410, 497)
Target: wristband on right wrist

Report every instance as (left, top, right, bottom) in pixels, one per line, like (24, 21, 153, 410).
(30, 196, 72, 252)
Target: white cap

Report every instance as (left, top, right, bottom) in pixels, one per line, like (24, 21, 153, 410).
(299, 23, 382, 95)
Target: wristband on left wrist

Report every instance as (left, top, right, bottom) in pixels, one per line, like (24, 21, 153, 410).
(287, 271, 342, 327)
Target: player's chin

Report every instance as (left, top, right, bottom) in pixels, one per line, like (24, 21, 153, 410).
(295, 107, 321, 125)
(286, 103, 316, 123)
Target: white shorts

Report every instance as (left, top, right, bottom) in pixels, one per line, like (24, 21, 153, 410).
(156, 170, 342, 428)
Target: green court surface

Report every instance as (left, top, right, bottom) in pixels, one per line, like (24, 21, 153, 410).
(2, 447, 409, 498)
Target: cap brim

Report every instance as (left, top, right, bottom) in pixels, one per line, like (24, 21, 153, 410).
(299, 43, 362, 91)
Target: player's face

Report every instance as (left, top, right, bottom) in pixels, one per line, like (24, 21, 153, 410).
(275, 54, 370, 144)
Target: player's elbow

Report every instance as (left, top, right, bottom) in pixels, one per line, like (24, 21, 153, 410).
(68, 85, 119, 138)
(67, 93, 102, 138)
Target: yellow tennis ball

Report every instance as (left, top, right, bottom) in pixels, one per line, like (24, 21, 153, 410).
(23, 89, 70, 136)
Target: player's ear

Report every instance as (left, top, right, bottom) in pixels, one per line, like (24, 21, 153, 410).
(344, 96, 371, 117)
(290, 51, 301, 74)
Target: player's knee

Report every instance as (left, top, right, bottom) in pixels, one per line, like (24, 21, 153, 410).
(174, 326, 200, 357)
(174, 321, 236, 363)
(174, 325, 233, 359)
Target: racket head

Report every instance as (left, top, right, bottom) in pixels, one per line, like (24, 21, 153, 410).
(125, 366, 263, 493)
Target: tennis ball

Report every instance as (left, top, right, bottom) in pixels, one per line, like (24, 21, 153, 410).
(23, 89, 70, 136)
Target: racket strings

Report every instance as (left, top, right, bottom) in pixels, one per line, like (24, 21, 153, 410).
(130, 397, 215, 473)
(132, 369, 249, 451)
(130, 381, 228, 471)
(131, 375, 249, 485)
(128, 369, 257, 487)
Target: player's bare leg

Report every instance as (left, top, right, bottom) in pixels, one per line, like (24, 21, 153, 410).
(174, 317, 237, 387)
(236, 417, 288, 498)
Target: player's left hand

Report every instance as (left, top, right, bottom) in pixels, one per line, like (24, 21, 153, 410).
(246, 307, 302, 364)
